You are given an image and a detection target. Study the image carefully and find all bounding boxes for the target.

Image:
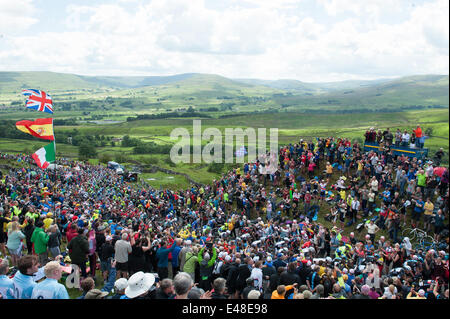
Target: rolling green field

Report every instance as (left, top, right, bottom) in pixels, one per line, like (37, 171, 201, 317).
(1, 71, 448, 189)
(1, 108, 448, 190)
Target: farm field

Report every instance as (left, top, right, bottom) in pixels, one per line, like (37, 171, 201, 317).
(1, 71, 448, 188)
(1, 108, 448, 189)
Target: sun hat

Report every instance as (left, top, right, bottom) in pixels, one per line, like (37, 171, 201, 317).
(125, 272, 155, 299)
(85, 289, 109, 299)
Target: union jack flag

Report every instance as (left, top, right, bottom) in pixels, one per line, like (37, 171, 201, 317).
(22, 89, 54, 114)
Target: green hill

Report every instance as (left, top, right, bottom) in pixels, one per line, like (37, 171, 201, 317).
(0, 71, 198, 94)
(0, 71, 108, 94)
(270, 74, 449, 111)
(0, 71, 447, 113)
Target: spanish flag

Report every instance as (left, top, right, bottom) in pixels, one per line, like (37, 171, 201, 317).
(16, 118, 54, 141)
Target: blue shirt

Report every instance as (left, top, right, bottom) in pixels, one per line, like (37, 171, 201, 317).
(156, 244, 176, 268)
(11, 272, 36, 299)
(414, 200, 424, 213)
(31, 278, 69, 299)
(0, 275, 14, 299)
(171, 245, 182, 267)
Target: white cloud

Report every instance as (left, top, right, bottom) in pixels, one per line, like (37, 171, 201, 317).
(0, 0, 39, 34)
(0, 0, 448, 81)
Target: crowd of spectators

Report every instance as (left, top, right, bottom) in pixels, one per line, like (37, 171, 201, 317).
(0, 130, 448, 300)
(364, 125, 427, 150)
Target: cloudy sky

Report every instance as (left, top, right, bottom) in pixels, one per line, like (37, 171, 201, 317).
(0, 0, 448, 82)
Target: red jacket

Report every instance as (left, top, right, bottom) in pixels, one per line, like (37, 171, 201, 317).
(66, 224, 78, 243)
(414, 127, 423, 138)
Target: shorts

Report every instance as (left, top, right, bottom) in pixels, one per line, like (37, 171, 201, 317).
(423, 215, 433, 224)
(7, 242, 23, 256)
(116, 261, 129, 272)
(412, 211, 421, 222)
(101, 258, 112, 272)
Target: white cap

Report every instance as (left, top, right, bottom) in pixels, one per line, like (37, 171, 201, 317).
(114, 278, 128, 291)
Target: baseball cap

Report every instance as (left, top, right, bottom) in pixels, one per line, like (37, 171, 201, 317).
(114, 278, 128, 291)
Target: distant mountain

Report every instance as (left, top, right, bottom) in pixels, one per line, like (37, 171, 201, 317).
(0, 71, 447, 110)
(77, 73, 197, 88)
(0, 71, 199, 94)
(270, 74, 449, 109)
(233, 77, 398, 93)
(233, 78, 320, 93)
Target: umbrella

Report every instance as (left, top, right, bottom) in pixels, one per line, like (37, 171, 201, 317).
(434, 167, 447, 178)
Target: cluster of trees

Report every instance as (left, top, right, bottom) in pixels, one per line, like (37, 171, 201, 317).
(133, 142, 172, 155)
(78, 143, 97, 160)
(218, 109, 279, 119)
(0, 120, 35, 140)
(53, 119, 78, 126)
(122, 135, 173, 155)
(55, 129, 112, 148)
(126, 110, 212, 122)
(298, 104, 447, 114)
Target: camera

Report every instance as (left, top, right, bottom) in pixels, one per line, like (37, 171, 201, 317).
(365, 255, 374, 263)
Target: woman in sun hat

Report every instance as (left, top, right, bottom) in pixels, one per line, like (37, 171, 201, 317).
(124, 271, 155, 299)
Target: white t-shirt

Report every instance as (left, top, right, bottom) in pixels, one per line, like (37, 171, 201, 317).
(402, 133, 410, 142)
(365, 223, 379, 235)
(114, 239, 132, 263)
(371, 179, 378, 192)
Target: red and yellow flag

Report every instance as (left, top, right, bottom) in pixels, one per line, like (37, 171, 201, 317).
(16, 118, 55, 141)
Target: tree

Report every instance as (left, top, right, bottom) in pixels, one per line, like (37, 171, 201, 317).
(79, 143, 97, 160)
(99, 153, 113, 164)
(425, 127, 433, 137)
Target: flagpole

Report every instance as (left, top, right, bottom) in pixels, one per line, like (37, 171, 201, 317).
(52, 116, 57, 220)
